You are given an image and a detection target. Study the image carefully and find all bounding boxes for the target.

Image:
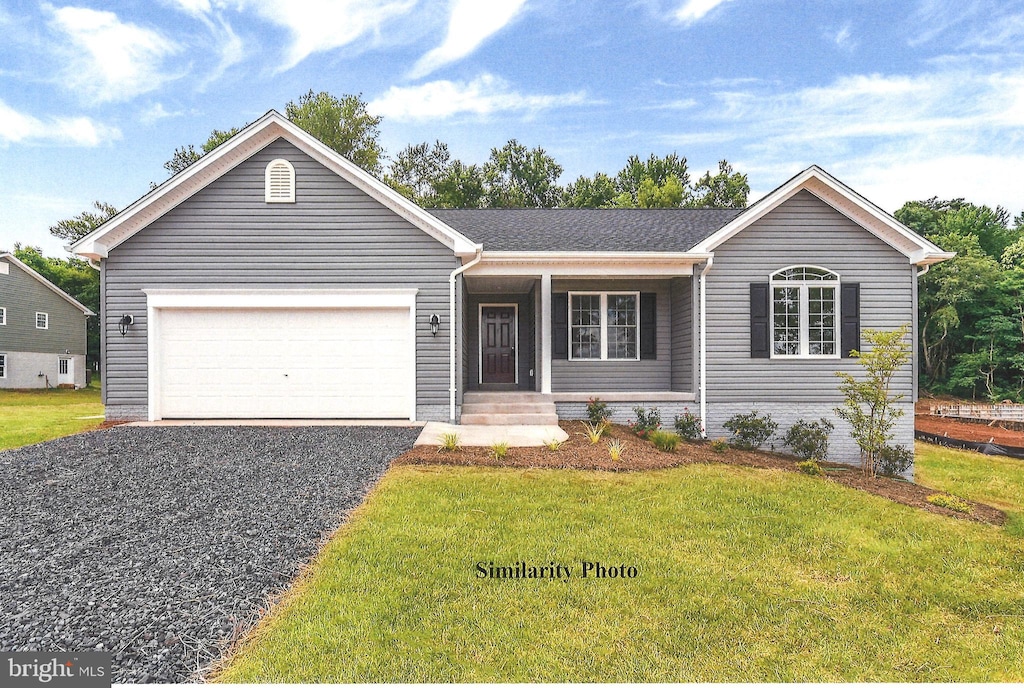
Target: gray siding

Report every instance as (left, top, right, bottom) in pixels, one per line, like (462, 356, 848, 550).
(103, 138, 457, 419)
(551, 279, 673, 392)
(0, 257, 88, 355)
(670, 277, 693, 393)
(703, 190, 915, 457)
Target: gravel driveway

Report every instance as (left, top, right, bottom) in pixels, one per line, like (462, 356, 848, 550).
(0, 425, 418, 683)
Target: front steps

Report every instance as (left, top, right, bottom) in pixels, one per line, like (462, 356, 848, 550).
(460, 391, 559, 425)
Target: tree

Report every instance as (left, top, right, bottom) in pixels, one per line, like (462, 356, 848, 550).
(614, 153, 690, 207)
(384, 141, 453, 205)
(561, 172, 617, 208)
(483, 140, 563, 208)
(432, 161, 486, 208)
(689, 160, 750, 208)
(48, 201, 118, 244)
(835, 325, 912, 477)
(163, 128, 241, 176)
(286, 90, 383, 175)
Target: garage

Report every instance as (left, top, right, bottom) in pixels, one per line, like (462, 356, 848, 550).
(146, 291, 416, 421)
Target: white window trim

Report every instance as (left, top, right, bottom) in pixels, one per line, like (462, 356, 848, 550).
(769, 266, 840, 359)
(265, 158, 295, 203)
(35, 312, 49, 330)
(568, 291, 641, 361)
(0, 353, 6, 379)
(0, 307, 5, 325)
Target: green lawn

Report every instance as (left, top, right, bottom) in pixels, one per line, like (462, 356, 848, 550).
(215, 463, 1024, 683)
(0, 382, 104, 451)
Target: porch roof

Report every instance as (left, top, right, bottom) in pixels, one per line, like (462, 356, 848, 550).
(428, 208, 741, 252)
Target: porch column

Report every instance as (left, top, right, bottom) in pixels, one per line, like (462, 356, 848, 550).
(540, 272, 552, 394)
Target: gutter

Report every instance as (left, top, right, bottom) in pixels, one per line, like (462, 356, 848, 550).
(699, 255, 714, 438)
(449, 248, 483, 422)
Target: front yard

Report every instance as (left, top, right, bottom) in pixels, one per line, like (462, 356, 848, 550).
(0, 382, 103, 450)
(214, 457, 1024, 683)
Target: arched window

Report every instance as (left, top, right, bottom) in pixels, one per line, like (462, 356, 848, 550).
(769, 266, 839, 357)
(265, 159, 295, 203)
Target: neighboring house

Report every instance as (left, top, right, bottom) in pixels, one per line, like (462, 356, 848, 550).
(71, 111, 952, 464)
(0, 252, 93, 389)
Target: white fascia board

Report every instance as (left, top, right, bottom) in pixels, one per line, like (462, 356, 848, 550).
(469, 251, 709, 277)
(143, 288, 418, 310)
(71, 110, 479, 260)
(0, 253, 95, 315)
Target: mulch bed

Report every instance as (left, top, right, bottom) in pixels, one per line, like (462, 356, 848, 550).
(393, 421, 1006, 527)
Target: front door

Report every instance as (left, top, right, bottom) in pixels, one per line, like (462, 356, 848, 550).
(481, 306, 516, 384)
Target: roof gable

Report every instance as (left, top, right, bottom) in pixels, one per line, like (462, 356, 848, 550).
(0, 253, 94, 315)
(71, 111, 480, 261)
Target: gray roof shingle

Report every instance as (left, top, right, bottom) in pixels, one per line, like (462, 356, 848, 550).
(427, 208, 743, 252)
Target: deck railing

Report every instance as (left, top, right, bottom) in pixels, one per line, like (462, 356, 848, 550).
(931, 403, 1024, 422)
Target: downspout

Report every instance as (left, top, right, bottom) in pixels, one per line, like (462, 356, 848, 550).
(699, 256, 714, 438)
(917, 263, 929, 277)
(449, 248, 483, 422)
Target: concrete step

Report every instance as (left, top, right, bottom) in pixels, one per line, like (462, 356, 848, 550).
(460, 402, 556, 414)
(459, 412, 560, 426)
(463, 392, 547, 404)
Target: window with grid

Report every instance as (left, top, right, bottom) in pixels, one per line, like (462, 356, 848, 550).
(570, 294, 601, 359)
(0, 307, 5, 325)
(36, 312, 48, 329)
(0, 354, 5, 379)
(770, 267, 838, 357)
(569, 292, 639, 360)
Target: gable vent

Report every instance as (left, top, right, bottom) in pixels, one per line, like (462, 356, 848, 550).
(265, 159, 295, 203)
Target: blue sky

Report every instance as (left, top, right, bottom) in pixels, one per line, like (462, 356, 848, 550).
(2, 0, 1023, 256)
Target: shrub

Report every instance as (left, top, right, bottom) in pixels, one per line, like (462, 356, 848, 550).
(581, 420, 608, 444)
(876, 444, 913, 477)
(586, 397, 612, 424)
(608, 439, 625, 461)
(544, 438, 563, 451)
(490, 441, 510, 461)
(649, 430, 681, 453)
(723, 410, 778, 450)
(710, 438, 728, 453)
(438, 432, 460, 452)
(797, 460, 824, 476)
(673, 408, 703, 441)
(629, 406, 661, 439)
(926, 493, 972, 513)
(782, 418, 834, 462)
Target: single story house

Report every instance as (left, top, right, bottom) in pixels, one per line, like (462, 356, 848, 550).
(71, 111, 952, 462)
(0, 252, 93, 389)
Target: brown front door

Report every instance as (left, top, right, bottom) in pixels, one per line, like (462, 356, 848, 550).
(481, 306, 516, 384)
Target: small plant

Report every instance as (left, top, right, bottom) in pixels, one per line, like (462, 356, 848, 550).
(581, 420, 608, 444)
(710, 437, 728, 453)
(797, 460, 824, 476)
(649, 430, 681, 452)
(783, 418, 834, 462)
(544, 438, 563, 451)
(723, 410, 778, 450)
(926, 493, 972, 514)
(438, 432, 460, 452)
(673, 408, 703, 441)
(608, 439, 625, 461)
(490, 441, 510, 461)
(628, 406, 661, 439)
(586, 397, 612, 424)
(876, 444, 913, 477)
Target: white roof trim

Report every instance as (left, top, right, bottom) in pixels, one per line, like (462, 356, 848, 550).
(0, 253, 95, 315)
(70, 110, 481, 261)
(690, 165, 954, 265)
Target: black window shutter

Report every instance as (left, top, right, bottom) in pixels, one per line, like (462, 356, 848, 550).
(552, 293, 568, 360)
(750, 283, 770, 358)
(640, 292, 657, 359)
(841, 283, 860, 357)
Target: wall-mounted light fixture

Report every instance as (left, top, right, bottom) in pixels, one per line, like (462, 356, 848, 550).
(429, 313, 440, 336)
(118, 314, 134, 337)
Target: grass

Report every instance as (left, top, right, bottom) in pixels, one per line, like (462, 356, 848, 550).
(916, 439, 1024, 535)
(0, 381, 103, 451)
(215, 464, 1024, 683)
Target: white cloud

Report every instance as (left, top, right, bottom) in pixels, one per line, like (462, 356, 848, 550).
(674, 0, 734, 24)
(0, 99, 121, 146)
(166, 0, 213, 15)
(369, 73, 589, 121)
(828, 23, 856, 51)
(410, 0, 528, 79)
(236, 0, 416, 70)
(138, 102, 183, 124)
(46, 5, 181, 103)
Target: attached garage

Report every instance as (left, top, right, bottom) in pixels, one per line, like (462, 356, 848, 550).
(145, 290, 417, 421)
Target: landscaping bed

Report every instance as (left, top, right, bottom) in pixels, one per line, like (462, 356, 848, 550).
(395, 420, 1006, 526)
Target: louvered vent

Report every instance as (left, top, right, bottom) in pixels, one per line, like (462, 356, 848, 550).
(265, 159, 295, 203)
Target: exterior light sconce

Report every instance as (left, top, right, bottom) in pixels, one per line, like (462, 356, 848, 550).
(429, 314, 440, 336)
(118, 314, 134, 337)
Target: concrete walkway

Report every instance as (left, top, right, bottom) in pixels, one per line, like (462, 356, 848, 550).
(127, 419, 423, 427)
(415, 421, 569, 447)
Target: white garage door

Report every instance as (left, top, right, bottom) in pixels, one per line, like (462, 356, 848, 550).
(155, 307, 413, 419)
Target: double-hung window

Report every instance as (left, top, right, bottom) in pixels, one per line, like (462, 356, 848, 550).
(770, 266, 839, 357)
(569, 292, 639, 360)
(0, 307, 5, 325)
(0, 353, 6, 379)
(36, 312, 48, 330)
